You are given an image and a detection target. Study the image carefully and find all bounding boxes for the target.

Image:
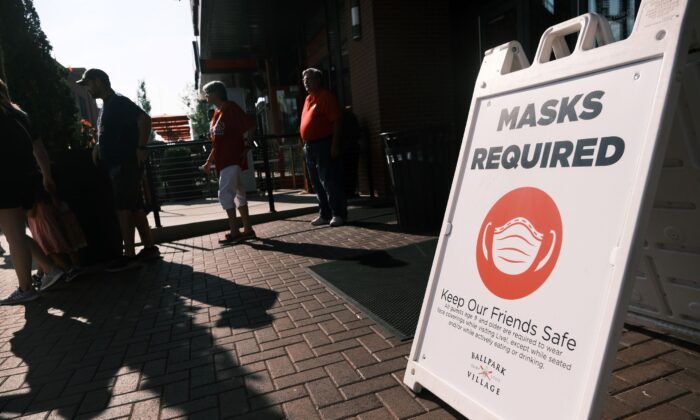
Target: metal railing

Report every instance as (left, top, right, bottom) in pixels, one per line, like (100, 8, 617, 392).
(253, 134, 305, 213)
(144, 134, 304, 228)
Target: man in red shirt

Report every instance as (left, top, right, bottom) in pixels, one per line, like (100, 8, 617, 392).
(300, 68, 346, 227)
(200, 81, 256, 244)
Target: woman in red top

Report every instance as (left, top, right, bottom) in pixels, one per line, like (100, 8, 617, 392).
(200, 81, 257, 244)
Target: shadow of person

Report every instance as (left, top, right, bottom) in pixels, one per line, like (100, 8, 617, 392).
(0, 302, 95, 416)
(351, 250, 407, 268)
(246, 238, 408, 268)
(0, 258, 278, 418)
(0, 254, 13, 269)
(347, 219, 403, 234)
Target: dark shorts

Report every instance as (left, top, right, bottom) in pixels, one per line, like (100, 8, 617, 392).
(0, 186, 36, 210)
(107, 158, 145, 211)
(0, 175, 39, 210)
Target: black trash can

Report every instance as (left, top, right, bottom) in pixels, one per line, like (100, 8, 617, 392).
(382, 126, 457, 233)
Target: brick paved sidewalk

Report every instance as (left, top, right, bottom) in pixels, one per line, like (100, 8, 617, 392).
(0, 207, 698, 419)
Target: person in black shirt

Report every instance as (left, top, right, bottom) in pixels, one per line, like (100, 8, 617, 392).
(77, 69, 159, 271)
(0, 79, 66, 304)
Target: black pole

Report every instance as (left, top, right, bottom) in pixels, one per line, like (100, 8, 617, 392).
(144, 154, 162, 228)
(365, 130, 375, 198)
(261, 138, 276, 212)
(255, 103, 276, 213)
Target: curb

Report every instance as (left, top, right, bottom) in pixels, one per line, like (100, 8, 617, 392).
(152, 206, 318, 243)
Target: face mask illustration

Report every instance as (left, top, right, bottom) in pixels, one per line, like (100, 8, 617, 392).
(476, 187, 563, 300)
(481, 217, 557, 276)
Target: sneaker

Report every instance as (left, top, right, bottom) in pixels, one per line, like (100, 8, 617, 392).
(310, 217, 329, 226)
(105, 256, 142, 273)
(0, 288, 39, 305)
(330, 216, 345, 227)
(136, 246, 161, 261)
(64, 267, 84, 283)
(39, 269, 65, 292)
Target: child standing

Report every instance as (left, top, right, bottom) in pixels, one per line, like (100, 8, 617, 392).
(27, 192, 86, 289)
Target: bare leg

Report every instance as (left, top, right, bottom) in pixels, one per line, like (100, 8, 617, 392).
(0, 208, 33, 291)
(238, 205, 254, 233)
(116, 210, 136, 256)
(225, 208, 240, 236)
(133, 210, 155, 248)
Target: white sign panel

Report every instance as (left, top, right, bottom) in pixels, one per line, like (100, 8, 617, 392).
(419, 59, 659, 419)
(405, 2, 697, 419)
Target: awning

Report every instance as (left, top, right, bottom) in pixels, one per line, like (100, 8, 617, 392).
(151, 115, 192, 141)
(193, 0, 300, 77)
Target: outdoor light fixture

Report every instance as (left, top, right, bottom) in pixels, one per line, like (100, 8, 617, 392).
(351, 0, 361, 40)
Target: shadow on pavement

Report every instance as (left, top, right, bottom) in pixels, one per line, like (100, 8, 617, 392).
(247, 238, 407, 268)
(348, 219, 404, 233)
(0, 254, 13, 270)
(0, 258, 278, 418)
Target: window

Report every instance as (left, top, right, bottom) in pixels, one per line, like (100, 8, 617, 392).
(588, 0, 641, 41)
(543, 0, 555, 15)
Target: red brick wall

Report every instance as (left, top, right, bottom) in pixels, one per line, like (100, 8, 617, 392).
(348, 0, 454, 197)
(347, 0, 384, 196)
(373, 0, 453, 132)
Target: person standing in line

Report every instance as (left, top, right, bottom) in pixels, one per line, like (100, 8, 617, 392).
(0, 78, 65, 304)
(199, 81, 257, 244)
(26, 189, 86, 283)
(78, 69, 159, 271)
(300, 68, 346, 227)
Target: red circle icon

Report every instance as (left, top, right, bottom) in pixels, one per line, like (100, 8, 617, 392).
(476, 187, 563, 300)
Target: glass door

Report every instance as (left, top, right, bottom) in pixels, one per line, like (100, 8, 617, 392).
(587, 0, 642, 41)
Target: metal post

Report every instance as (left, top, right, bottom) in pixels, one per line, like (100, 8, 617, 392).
(261, 137, 276, 212)
(144, 153, 162, 228)
(366, 131, 375, 198)
(290, 142, 297, 189)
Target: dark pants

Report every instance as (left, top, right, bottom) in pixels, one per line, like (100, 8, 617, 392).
(304, 137, 346, 220)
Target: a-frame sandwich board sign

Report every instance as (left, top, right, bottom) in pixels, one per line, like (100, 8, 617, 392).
(404, 1, 700, 419)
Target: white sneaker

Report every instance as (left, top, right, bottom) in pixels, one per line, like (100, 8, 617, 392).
(39, 269, 65, 292)
(0, 288, 39, 305)
(330, 216, 345, 227)
(310, 217, 329, 226)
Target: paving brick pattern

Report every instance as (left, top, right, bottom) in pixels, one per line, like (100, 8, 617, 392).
(0, 208, 697, 419)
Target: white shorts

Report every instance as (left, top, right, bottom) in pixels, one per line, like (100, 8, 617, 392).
(218, 165, 247, 210)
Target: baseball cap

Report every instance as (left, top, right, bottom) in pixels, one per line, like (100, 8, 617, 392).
(76, 68, 110, 85)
